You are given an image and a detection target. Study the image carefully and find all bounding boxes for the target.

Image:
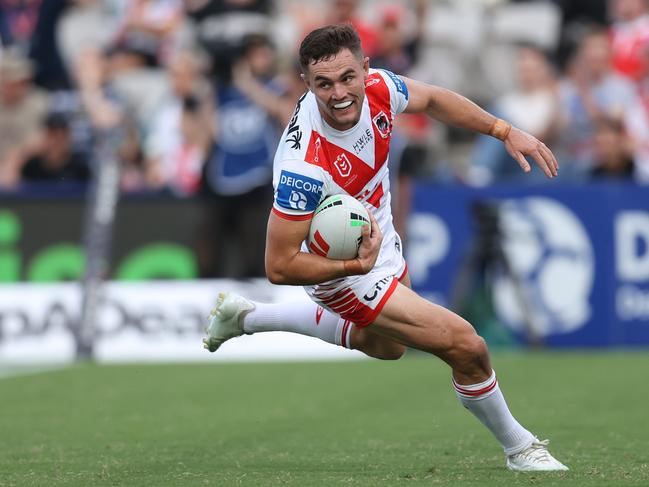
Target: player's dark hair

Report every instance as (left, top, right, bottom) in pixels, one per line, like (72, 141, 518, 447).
(298, 24, 363, 73)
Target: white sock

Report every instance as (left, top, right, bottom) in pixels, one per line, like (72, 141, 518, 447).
(453, 370, 535, 455)
(242, 300, 353, 348)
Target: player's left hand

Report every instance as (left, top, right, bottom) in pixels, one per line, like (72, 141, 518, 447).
(504, 127, 559, 178)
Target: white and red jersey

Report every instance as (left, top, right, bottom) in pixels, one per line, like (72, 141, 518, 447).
(271, 68, 410, 326)
(611, 15, 649, 81)
(272, 68, 409, 257)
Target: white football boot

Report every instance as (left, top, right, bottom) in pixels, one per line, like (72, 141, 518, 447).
(506, 439, 569, 472)
(203, 292, 255, 352)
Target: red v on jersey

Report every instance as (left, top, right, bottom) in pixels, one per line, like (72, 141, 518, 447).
(303, 73, 392, 204)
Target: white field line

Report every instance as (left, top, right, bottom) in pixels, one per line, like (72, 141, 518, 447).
(0, 364, 70, 381)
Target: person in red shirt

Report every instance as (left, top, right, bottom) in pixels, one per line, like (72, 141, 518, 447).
(609, 0, 649, 80)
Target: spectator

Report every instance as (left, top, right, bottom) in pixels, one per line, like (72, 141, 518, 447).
(0, 0, 42, 53)
(556, 25, 647, 179)
(184, 0, 274, 85)
(0, 4, 14, 47)
(197, 33, 283, 278)
(73, 48, 146, 191)
(609, 0, 649, 81)
(113, 0, 184, 66)
(469, 44, 563, 185)
(103, 34, 171, 136)
(590, 117, 635, 179)
(292, 0, 379, 57)
(230, 50, 299, 126)
(371, 3, 425, 75)
(325, 0, 378, 57)
(20, 112, 91, 183)
(28, 0, 71, 91)
(144, 51, 213, 195)
(371, 1, 431, 239)
(57, 0, 121, 70)
(0, 49, 49, 187)
(551, 0, 608, 68)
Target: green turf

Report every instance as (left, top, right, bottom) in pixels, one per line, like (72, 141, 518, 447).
(1, 352, 648, 486)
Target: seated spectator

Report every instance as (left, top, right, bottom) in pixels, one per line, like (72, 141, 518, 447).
(609, 0, 649, 82)
(57, 0, 121, 70)
(113, 0, 183, 66)
(590, 117, 635, 179)
(325, 0, 379, 57)
(0, 49, 49, 188)
(0, 0, 41, 53)
(144, 51, 212, 195)
(20, 112, 91, 183)
(104, 35, 171, 134)
(556, 25, 647, 180)
(184, 0, 273, 86)
(371, 3, 425, 75)
(294, 0, 379, 57)
(29, 0, 71, 91)
(469, 44, 563, 185)
(73, 48, 147, 191)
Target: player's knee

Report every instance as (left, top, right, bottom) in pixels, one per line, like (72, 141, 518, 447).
(452, 332, 488, 365)
(467, 334, 488, 359)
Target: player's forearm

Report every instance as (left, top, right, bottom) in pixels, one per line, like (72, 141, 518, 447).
(266, 251, 362, 286)
(425, 86, 499, 137)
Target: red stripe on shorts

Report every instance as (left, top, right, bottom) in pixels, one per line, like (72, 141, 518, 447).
(343, 277, 398, 328)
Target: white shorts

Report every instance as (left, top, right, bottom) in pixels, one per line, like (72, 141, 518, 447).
(304, 234, 407, 327)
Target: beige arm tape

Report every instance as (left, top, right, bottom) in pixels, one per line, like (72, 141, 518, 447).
(489, 118, 512, 141)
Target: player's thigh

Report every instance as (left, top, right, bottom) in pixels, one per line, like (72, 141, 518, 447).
(350, 269, 412, 360)
(371, 283, 478, 356)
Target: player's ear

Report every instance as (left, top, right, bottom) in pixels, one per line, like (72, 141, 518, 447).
(362, 57, 370, 76)
(301, 72, 312, 91)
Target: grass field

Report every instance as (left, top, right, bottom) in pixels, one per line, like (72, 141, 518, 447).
(1, 352, 648, 486)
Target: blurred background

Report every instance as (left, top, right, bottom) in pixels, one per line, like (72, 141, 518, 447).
(1, 0, 648, 363)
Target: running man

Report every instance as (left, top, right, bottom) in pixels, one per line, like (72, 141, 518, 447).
(203, 24, 568, 472)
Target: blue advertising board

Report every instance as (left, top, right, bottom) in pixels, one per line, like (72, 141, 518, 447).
(407, 182, 649, 347)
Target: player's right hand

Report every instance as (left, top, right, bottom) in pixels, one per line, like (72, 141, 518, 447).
(356, 211, 383, 274)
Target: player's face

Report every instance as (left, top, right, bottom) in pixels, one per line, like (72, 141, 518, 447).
(303, 48, 369, 131)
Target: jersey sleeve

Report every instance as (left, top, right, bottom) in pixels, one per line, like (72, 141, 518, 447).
(378, 69, 409, 115)
(272, 159, 327, 221)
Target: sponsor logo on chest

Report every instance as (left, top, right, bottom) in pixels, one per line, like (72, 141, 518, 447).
(352, 128, 373, 155)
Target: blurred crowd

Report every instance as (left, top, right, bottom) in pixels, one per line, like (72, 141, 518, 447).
(2, 0, 649, 275)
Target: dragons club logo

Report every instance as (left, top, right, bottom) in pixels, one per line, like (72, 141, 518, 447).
(493, 197, 595, 336)
(372, 111, 391, 138)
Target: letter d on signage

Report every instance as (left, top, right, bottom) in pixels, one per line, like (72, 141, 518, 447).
(616, 211, 649, 281)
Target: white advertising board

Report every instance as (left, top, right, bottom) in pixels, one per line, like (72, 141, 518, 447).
(0, 280, 364, 364)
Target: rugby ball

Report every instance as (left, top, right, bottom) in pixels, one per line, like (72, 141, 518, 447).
(307, 194, 370, 260)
